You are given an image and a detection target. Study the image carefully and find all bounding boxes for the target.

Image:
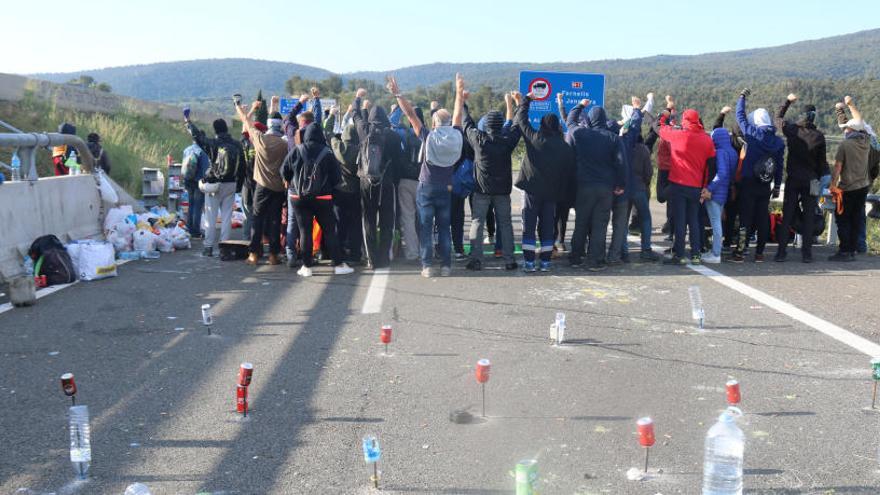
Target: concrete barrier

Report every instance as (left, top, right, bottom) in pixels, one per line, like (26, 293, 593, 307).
(0, 175, 103, 282)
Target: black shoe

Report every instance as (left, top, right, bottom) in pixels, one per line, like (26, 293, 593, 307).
(661, 222, 670, 234)
(663, 256, 687, 266)
(730, 253, 744, 263)
(587, 262, 607, 272)
(774, 252, 787, 262)
(802, 254, 813, 264)
(202, 246, 213, 257)
(454, 251, 467, 261)
(569, 258, 583, 268)
(365, 261, 375, 271)
(465, 259, 482, 271)
(754, 253, 765, 263)
(504, 262, 519, 270)
(828, 252, 855, 262)
(639, 250, 660, 262)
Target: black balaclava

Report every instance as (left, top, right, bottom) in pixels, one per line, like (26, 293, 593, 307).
(802, 104, 817, 125)
(213, 119, 229, 135)
(485, 111, 504, 133)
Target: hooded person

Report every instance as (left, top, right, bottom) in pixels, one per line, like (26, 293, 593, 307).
(389, 103, 422, 262)
(564, 101, 625, 270)
(184, 113, 245, 257)
(279, 122, 352, 276)
(732, 89, 785, 262)
(463, 101, 522, 272)
(704, 127, 739, 263)
(351, 90, 405, 270)
(323, 107, 363, 265)
(653, 107, 716, 264)
(512, 92, 576, 272)
(86, 133, 111, 175)
(773, 94, 829, 263)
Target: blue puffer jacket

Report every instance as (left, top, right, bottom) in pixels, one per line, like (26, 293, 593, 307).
(708, 128, 738, 205)
(735, 96, 784, 187)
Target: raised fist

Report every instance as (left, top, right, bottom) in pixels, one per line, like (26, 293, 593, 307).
(787, 93, 798, 102)
(356, 88, 367, 98)
(844, 95, 854, 106)
(430, 101, 439, 111)
(740, 88, 751, 98)
(579, 99, 591, 107)
(311, 87, 320, 98)
(721, 106, 732, 114)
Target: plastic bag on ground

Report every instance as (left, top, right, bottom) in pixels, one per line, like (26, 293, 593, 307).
(66, 240, 117, 281)
(132, 229, 158, 252)
(170, 225, 191, 250)
(155, 228, 174, 253)
(104, 206, 133, 232)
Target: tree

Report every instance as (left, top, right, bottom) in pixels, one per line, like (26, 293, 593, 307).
(96, 82, 112, 93)
(255, 89, 268, 125)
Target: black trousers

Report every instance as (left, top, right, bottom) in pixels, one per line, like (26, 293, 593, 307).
(736, 178, 771, 255)
(249, 186, 285, 255)
(555, 201, 573, 246)
(451, 194, 466, 254)
(334, 189, 362, 262)
(836, 186, 869, 254)
(292, 197, 341, 266)
(361, 179, 395, 267)
(776, 183, 817, 257)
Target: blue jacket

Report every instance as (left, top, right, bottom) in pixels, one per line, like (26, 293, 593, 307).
(735, 96, 784, 187)
(387, 106, 409, 149)
(607, 108, 644, 201)
(183, 143, 210, 184)
(709, 128, 738, 205)
(565, 105, 625, 189)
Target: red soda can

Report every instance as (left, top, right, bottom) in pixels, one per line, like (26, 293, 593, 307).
(637, 417, 655, 447)
(61, 373, 77, 396)
(475, 359, 491, 384)
(726, 380, 741, 405)
(238, 362, 253, 387)
(236, 385, 248, 414)
(380, 325, 392, 344)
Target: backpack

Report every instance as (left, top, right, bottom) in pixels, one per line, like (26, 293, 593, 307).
(358, 128, 390, 185)
(400, 131, 423, 179)
(294, 145, 331, 198)
(28, 235, 77, 286)
(213, 142, 236, 180)
(452, 158, 475, 197)
(753, 154, 777, 183)
(182, 146, 202, 182)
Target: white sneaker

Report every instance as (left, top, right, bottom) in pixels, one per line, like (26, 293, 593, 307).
(334, 263, 354, 275)
(702, 254, 722, 264)
(297, 265, 313, 277)
(440, 266, 451, 277)
(421, 267, 433, 278)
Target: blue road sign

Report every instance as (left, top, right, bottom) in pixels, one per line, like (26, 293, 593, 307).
(518, 71, 605, 131)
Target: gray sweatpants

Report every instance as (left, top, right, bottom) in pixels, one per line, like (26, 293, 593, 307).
(397, 178, 420, 260)
(469, 192, 514, 263)
(203, 182, 236, 248)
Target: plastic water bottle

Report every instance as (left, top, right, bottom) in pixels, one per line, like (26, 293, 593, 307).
(124, 483, 152, 495)
(362, 434, 381, 463)
(23, 256, 34, 276)
(702, 407, 744, 495)
(69, 405, 92, 479)
(10, 151, 21, 181)
(689, 285, 705, 329)
(66, 150, 79, 176)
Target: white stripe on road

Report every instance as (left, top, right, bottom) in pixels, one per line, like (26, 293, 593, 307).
(361, 267, 390, 314)
(0, 280, 79, 315)
(687, 263, 880, 357)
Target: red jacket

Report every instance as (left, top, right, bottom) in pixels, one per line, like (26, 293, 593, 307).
(657, 110, 715, 188)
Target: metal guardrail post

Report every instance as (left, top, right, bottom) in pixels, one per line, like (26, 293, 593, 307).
(0, 132, 95, 178)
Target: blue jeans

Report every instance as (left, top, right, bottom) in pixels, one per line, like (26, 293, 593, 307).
(521, 192, 556, 262)
(286, 194, 300, 258)
(417, 183, 451, 268)
(705, 199, 723, 257)
(669, 183, 702, 258)
(185, 185, 204, 236)
(629, 190, 653, 252)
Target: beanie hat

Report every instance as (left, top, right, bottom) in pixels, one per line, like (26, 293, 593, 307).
(213, 119, 228, 135)
(484, 111, 504, 132)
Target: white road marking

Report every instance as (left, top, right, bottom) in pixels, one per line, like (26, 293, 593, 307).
(687, 263, 880, 357)
(361, 267, 390, 314)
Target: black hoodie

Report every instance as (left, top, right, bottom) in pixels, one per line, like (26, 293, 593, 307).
(463, 104, 522, 195)
(775, 99, 829, 187)
(281, 122, 341, 197)
(351, 97, 404, 184)
(565, 105, 625, 189)
(513, 97, 575, 200)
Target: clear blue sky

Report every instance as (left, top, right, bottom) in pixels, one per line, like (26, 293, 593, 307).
(5, 0, 880, 74)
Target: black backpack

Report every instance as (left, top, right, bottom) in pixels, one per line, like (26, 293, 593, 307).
(358, 128, 390, 185)
(753, 154, 777, 183)
(294, 145, 331, 198)
(212, 141, 238, 180)
(28, 235, 77, 286)
(402, 131, 423, 179)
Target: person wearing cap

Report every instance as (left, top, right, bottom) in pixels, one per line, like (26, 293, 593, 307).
(86, 133, 111, 175)
(829, 96, 879, 261)
(235, 97, 288, 265)
(511, 90, 575, 273)
(773, 93, 829, 263)
(462, 84, 522, 272)
(387, 75, 465, 277)
(185, 113, 245, 257)
(566, 99, 625, 271)
(731, 88, 785, 263)
(836, 97, 880, 256)
(653, 105, 716, 265)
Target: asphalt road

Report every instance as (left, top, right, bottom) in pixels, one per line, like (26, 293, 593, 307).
(2, 207, 880, 495)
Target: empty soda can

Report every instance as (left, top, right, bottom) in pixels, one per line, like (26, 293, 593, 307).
(238, 363, 253, 387)
(61, 373, 77, 396)
(726, 380, 741, 405)
(475, 359, 491, 384)
(637, 417, 655, 447)
(380, 325, 392, 344)
(236, 385, 248, 414)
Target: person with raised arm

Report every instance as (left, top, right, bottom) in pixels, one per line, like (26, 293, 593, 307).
(387, 74, 464, 277)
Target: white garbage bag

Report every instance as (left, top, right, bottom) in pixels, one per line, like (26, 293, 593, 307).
(66, 240, 117, 281)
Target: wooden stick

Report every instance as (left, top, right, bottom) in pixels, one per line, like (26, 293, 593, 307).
(644, 447, 650, 473)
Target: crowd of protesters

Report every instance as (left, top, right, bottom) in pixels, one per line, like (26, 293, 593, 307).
(181, 74, 880, 277)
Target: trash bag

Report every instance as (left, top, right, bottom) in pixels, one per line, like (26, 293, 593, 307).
(155, 228, 174, 253)
(66, 240, 117, 281)
(104, 206, 133, 232)
(170, 225, 191, 250)
(132, 229, 158, 252)
(96, 170, 119, 204)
